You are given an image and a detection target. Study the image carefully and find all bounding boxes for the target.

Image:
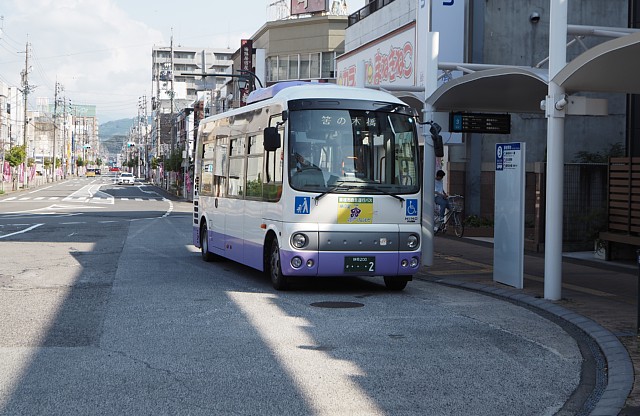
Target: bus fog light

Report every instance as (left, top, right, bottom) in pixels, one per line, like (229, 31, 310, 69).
(306, 259, 314, 268)
(291, 256, 303, 268)
(291, 233, 308, 249)
(407, 234, 419, 249)
(410, 257, 419, 268)
(401, 259, 409, 267)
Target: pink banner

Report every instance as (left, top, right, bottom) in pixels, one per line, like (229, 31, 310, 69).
(185, 172, 192, 195)
(2, 161, 10, 183)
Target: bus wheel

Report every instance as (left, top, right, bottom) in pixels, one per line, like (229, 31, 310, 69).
(200, 224, 215, 262)
(269, 240, 288, 291)
(384, 276, 408, 291)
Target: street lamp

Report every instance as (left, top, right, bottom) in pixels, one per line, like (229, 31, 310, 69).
(236, 69, 264, 91)
(237, 76, 249, 91)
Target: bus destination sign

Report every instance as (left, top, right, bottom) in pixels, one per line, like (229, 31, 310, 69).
(449, 112, 511, 134)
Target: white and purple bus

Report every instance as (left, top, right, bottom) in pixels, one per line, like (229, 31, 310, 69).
(193, 82, 422, 290)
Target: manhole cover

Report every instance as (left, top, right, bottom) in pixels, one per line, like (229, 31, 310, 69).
(310, 301, 364, 309)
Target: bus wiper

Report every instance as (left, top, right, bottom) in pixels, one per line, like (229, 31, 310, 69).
(359, 185, 405, 205)
(313, 180, 356, 203)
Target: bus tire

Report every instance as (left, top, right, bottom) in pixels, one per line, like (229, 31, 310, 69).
(200, 223, 216, 262)
(269, 239, 289, 291)
(384, 276, 408, 291)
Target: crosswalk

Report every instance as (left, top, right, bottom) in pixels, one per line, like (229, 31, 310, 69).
(1, 196, 168, 203)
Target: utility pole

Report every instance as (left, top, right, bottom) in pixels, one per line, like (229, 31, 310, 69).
(153, 48, 160, 161)
(52, 81, 61, 182)
(62, 97, 68, 178)
(20, 41, 30, 188)
(0, 91, 5, 193)
(140, 95, 148, 180)
(166, 32, 175, 191)
(137, 97, 142, 179)
(170, 31, 175, 157)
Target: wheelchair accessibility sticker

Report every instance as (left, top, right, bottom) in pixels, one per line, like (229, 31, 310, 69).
(405, 198, 418, 222)
(295, 196, 310, 214)
(338, 197, 373, 224)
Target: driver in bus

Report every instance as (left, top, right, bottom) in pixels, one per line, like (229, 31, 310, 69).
(290, 141, 325, 187)
(292, 141, 314, 172)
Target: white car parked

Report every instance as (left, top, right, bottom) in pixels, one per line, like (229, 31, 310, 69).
(116, 172, 136, 185)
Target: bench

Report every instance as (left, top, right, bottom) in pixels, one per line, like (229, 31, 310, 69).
(598, 231, 640, 260)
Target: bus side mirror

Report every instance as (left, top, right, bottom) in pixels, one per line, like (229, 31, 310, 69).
(264, 127, 281, 151)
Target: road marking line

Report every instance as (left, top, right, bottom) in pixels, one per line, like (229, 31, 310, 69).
(0, 223, 44, 239)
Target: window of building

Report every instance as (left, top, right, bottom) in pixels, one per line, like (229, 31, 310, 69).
(309, 53, 321, 79)
(277, 55, 289, 81)
(289, 54, 299, 79)
(321, 52, 335, 78)
(267, 57, 278, 83)
(299, 54, 310, 79)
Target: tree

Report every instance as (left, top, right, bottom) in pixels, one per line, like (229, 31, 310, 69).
(76, 157, 85, 167)
(164, 148, 183, 172)
(573, 143, 624, 163)
(5, 145, 26, 167)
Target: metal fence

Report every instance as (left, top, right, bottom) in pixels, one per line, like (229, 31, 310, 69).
(562, 163, 608, 244)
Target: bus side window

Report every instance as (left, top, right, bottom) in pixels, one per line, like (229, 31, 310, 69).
(213, 138, 228, 198)
(201, 142, 215, 195)
(264, 116, 284, 202)
(228, 136, 246, 197)
(246, 134, 264, 199)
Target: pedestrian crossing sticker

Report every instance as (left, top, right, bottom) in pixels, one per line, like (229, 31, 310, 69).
(295, 196, 310, 214)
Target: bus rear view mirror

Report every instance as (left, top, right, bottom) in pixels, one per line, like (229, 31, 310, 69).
(264, 127, 281, 151)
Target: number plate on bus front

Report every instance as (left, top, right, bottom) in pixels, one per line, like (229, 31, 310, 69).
(344, 256, 375, 273)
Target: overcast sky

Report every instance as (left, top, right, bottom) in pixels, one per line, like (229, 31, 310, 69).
(0, 0, 366, 123)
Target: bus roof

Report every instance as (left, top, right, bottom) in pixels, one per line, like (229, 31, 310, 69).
(246, 82, 406, 106)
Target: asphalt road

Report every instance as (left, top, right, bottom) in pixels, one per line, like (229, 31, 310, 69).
(0, 177, 590, 415)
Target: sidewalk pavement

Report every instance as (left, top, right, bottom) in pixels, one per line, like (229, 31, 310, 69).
(417, 235, 639, 416)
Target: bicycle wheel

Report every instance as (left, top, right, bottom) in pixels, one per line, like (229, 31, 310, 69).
(452, 211, 464, 237)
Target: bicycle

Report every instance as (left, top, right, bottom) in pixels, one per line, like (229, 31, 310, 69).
(434, 194, 464, 237)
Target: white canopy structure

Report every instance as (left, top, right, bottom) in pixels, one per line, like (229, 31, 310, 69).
(422, 24, 640, 300)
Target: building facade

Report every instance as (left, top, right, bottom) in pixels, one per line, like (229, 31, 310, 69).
(339, 0, 637, 252)
(151, 45, 234, 158)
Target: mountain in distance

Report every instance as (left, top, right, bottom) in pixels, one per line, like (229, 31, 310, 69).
(99, 118, 136, 139)
(99, 117, 150, 157)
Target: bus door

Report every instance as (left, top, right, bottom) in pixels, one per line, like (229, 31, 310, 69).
(224, 135, 246, 263)
(209, 138, 227, 253)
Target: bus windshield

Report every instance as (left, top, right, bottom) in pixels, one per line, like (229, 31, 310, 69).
(288, 108, 420, 195)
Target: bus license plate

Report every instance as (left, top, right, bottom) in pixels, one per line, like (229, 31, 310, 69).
(344, 256, 375, 273)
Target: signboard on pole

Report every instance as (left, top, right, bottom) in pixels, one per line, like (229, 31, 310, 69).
(450, 113, 511, 134)
(494, 142, 525, 289)
(240, 39, 253, 106)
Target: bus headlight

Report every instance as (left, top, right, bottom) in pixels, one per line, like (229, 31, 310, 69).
(406, 234, 419, 249)
(410, 257, 419, 268)
(291, 233, 308, 249)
